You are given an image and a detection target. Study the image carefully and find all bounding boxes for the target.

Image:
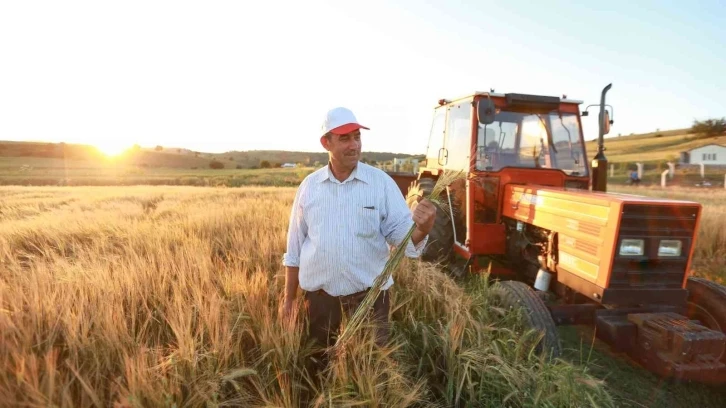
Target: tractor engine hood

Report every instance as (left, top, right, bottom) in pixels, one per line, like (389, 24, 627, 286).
(501, 184, 702, 305)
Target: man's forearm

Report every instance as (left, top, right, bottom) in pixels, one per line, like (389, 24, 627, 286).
(411, 226, 428, 246)
(285, 266, 300, 303)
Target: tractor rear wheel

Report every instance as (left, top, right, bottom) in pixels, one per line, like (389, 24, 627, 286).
(686, 277, 726, 364)
(491, 280, 562, 358)
(405, 178, 454, 265)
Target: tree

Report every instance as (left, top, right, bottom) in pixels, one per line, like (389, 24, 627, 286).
(692, 118, 726, 138)
(260, 160, 271, 169)
(229, 156, 234, 161)
(209, 160, 225, 169)
(155, 145, 163, 152)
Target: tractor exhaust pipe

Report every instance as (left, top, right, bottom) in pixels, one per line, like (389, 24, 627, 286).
(591, 83, 612, 192)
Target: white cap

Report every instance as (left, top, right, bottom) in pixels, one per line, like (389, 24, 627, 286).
(320, 107, 369, 137)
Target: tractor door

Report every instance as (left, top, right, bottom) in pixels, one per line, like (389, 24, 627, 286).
(424, 107, 447, 169)
(443, 101, 473, 249)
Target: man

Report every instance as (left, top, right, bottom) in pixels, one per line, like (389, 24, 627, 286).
(630, 169, 641, 186)
(281, 106, 437, 351)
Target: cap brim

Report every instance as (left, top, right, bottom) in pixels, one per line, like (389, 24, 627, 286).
(329, 123, 369, 135)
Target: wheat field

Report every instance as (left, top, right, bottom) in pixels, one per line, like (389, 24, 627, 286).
(0, 186, 621, 407)
(1, 185, 724, 407)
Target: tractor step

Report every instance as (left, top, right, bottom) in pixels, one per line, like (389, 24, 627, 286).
(595, 311, 726, 383)
(628, 312, 726, 364)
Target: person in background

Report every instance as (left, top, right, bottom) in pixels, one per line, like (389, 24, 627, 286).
(630, 169, 641, 185)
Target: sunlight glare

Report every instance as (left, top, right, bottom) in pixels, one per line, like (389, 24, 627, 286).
(96, 141, 131, 157)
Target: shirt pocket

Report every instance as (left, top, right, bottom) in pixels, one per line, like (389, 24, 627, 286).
(354, 206, 380, 238)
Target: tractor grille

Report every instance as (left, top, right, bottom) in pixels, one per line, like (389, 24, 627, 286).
(575, 239, 599, 256)
(609, 204, 699, 289)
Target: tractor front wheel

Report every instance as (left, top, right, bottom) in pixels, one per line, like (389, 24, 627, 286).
(686, 277, 726, 365)
(405, 178, 454, 265)
(491, 280, 562, 359)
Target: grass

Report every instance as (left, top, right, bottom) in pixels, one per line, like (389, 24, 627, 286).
(0, 186, 612, 407)
(557, 326, 726, 408)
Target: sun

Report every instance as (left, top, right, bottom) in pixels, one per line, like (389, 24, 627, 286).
(96, 141, 130, 157)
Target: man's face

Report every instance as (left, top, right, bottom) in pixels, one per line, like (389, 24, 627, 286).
(323, 130, 362, 168)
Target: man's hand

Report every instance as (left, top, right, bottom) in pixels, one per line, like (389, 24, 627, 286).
(412, 198, 437, 234)
(281, 266, 300, 328)
(281, 298, 295, 324)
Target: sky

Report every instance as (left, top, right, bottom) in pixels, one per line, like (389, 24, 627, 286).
(1, 0, 724, 155)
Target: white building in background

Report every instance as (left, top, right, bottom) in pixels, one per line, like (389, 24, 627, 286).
(680, 144, 726, 165)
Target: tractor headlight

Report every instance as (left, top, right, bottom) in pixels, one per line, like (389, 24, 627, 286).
(658, 240, 682, 257)
(619, 239, 645, 256)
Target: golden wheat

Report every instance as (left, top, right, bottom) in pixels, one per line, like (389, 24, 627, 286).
(7, 184, 721, 406)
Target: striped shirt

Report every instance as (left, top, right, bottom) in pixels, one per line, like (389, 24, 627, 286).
(282, 162, 428, 296)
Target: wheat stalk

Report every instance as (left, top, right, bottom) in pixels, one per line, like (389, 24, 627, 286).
(333, 170, 466, 352)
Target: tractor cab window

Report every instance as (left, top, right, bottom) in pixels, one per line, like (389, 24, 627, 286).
(477, 121, 517, 169)
(550, 114, 587, 176)
(519, 115, 550, 168)
(475, 110, 588, 176)
(425, 108, 446, 167)
(444, 102, 472, 171)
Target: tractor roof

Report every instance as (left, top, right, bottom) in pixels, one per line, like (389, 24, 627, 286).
(474, 91, 584, 105)
(438, 91, 584, 106)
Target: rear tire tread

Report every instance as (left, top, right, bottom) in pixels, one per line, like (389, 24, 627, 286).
(494, 280, 562, 358)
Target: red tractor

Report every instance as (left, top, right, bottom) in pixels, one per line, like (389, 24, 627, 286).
(388, 84, 726, 385)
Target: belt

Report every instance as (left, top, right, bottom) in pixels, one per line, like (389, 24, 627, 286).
(313, 287, 380, 301)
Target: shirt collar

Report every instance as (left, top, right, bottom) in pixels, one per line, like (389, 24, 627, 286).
(316, 161, 370, 184)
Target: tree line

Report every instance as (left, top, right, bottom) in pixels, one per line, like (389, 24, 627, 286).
(692, 118, 726, 138)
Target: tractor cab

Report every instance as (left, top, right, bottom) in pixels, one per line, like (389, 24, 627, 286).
(424, 92, 589, 180)
(412, 92, 594, 261)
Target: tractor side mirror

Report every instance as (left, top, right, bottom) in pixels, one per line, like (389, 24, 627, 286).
(600, 109, 612, 135)
(477, 99, 496, 125)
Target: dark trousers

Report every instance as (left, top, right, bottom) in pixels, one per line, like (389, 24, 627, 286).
(303, 289, 390, 370)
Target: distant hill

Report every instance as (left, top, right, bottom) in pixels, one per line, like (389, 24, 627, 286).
(585, 128, 726, 165)
(0, 140, 422, 170)
(5, 126, 722, 172)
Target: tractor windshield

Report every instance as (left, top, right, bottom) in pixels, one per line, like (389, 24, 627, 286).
(475, 110, 588, 176)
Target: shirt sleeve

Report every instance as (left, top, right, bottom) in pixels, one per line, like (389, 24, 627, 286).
(282, 179, 308, 267)
(380, 176, 428, 258)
